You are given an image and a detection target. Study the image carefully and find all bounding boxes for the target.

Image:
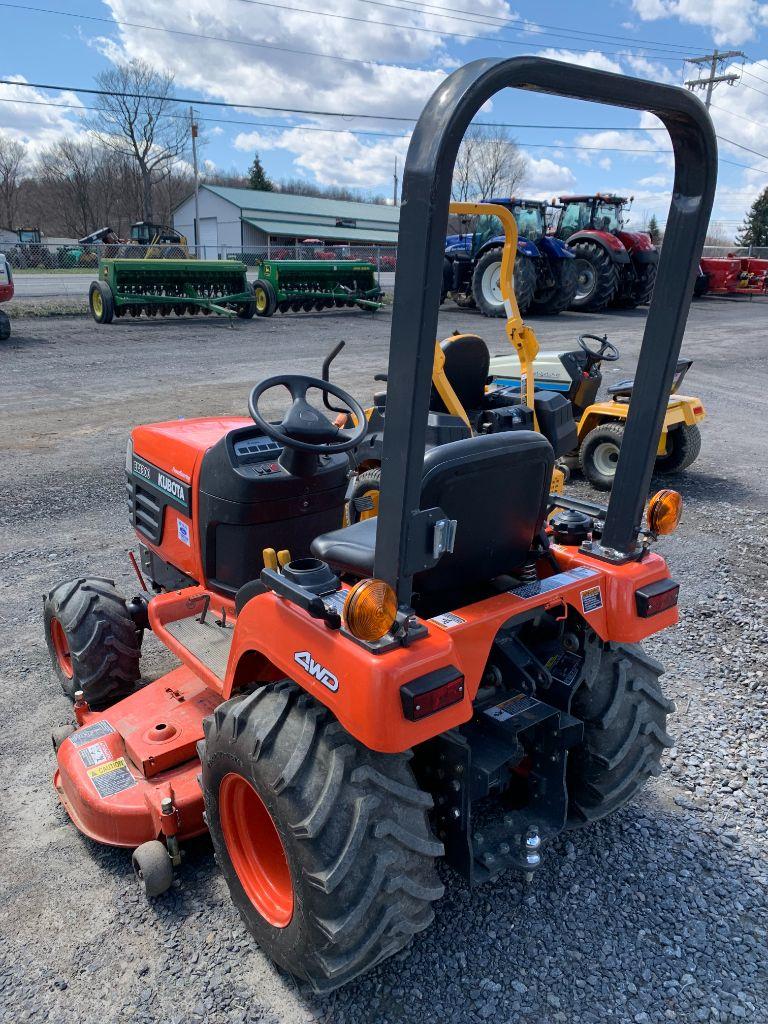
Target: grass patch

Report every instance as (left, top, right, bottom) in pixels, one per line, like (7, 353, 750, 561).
(5, 300, 89, 318)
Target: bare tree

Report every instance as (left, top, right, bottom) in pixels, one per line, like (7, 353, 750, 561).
(0, 134, 28, 228)
(452, 125, 527, 202)
(87, 59, 190, 222)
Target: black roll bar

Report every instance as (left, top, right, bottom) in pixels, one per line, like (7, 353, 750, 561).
(372, 56, 717, 604)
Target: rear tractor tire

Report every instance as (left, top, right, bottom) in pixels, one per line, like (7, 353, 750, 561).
(43, 578, 142, 708)
(569, 241, 618, 312)
(89, 280, 114, 324)
(568, 636, 674, 828)
(529, 256, 578, 315)
(200, 681, 444, 992)
(579, 421, 625, 490)
(655, 423, 701, 474)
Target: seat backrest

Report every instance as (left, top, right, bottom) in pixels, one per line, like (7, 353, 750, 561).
(416, 431, 554, 597)
(431, 334, 490, 414)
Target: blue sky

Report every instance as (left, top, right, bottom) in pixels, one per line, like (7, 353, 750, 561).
(3, 0, 768, 236)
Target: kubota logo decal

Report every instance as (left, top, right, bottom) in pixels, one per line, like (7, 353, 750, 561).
(294, 651, 339, 692)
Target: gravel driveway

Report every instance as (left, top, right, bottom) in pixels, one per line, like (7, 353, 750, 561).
(0, 299, 766, 1024)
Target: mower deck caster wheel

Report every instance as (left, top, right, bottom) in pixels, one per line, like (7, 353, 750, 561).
(51, 723, 76, 751)
(132, 840, 174, 898)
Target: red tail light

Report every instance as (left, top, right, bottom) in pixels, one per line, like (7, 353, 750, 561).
(635, 579, 679, 617)
(401, 666, 465, 721)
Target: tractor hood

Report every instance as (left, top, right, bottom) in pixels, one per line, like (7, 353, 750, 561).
(131, 417, 252, 483)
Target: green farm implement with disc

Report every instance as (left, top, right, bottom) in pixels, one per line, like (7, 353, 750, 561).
(250, 260, 384, 315)
(89, 259, 256, 323)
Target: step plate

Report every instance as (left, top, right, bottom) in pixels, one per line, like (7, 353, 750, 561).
(164, 614, 234, 680)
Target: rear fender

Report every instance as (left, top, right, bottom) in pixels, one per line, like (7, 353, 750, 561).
(568, 230, 631, 264)
(616, 230, 657, 257)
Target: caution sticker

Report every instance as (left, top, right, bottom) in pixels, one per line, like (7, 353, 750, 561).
(87, 758, 136, 799)
(79, 741, 110, 768)
(484, 692, 538, 722)
(580, 585, 603, 614)
(430, 612, 466, 629)
(69, 720, 115, 747)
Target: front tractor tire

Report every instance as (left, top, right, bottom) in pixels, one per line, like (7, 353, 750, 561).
(569, 241, 618, 312)
(200, 681, 444, 992)
(89, 280, 114, 324)
(568, 638, 674, 828)
(472, 248, 536, 317)
(43, 578, 142, 708)
(579, 421, 625, 490)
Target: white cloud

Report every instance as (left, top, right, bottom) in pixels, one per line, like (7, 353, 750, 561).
(631, 0, 768, 45)
(523, 155, 576, 194)
(0, 77, 86, 157)
(236, 126, 411, 191)
(536, 48, 625, 75)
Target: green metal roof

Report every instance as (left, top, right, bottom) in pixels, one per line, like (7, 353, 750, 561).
(242, 217, 398, 244)
(199, 184, 400, 226)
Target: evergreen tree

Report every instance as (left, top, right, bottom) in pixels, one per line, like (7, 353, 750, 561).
(735, 186, 768, 247)
(647, 214, 661, 245)
(248, 153, 273, 192)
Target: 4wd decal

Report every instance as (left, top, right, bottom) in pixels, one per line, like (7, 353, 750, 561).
(294, 651, 339, 692)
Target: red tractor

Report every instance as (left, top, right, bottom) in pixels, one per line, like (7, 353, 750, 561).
(554, 194, 658, 312)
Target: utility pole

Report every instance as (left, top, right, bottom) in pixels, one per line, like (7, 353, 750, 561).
(190, 106, 200, 249)
(393, 156, 399, 207)
(685, 50, 745, 107)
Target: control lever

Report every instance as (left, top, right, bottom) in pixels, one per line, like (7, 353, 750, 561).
(321, 341, 348, 413)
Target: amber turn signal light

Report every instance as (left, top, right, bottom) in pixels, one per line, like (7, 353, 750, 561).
(343, 578, 398, 642)
(647, 489, 683, 535)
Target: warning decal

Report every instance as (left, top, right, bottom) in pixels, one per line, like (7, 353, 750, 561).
(580, 585, 603, 614)
(508, 565, 598, 600)
(69, 720, 115, 747)
(87, 758, 136, 799)
(484, 692, 538, 722)
(430, 612, 466, 630)
(79, 741, 110, 768)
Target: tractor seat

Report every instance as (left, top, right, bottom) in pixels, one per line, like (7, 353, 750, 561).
(312, 431, 554, 598)
(431, 333, 490, 414)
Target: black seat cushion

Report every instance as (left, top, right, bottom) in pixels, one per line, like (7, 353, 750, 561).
(312, 431, 554, 597)
(312, 518, 376, 577)
(607, 377, 634, 397)
(431, 334, 490, 414)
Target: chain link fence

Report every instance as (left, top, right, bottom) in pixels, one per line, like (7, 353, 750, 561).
(0, 241, 399, 273)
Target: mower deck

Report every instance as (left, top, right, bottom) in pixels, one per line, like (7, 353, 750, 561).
(54, 665, 218, 848)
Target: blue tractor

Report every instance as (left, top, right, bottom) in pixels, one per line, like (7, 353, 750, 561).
(443, 198, 577, 316)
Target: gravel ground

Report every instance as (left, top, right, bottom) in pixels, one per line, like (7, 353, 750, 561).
(0, 299, 766, 1024)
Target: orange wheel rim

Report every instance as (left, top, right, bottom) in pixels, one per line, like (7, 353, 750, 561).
(359, 487, 380, 522)
(50, 618, 73, 678)
(219, 773, 294, 928)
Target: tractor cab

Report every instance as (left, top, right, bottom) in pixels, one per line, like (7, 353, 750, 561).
(129, 222, 185, 246)
(554, 195, 627, 239)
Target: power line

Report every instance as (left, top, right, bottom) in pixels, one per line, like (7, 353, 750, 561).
(232, 0, 692, 59)
(0, 0, 691, 69)
(350, 0, 700, 52)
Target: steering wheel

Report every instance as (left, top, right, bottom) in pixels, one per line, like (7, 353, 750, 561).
(578, 333, 620, 363)
(248, 374, 368, 454)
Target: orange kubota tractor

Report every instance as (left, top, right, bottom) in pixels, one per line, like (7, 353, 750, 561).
(43, 58, 716, 992)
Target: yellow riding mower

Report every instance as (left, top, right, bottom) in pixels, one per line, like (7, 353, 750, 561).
(488, 332, 705, 490)
(330, 202, 575, 521)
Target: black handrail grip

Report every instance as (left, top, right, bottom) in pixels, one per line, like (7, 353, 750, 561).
(372, 56, 717, 602)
